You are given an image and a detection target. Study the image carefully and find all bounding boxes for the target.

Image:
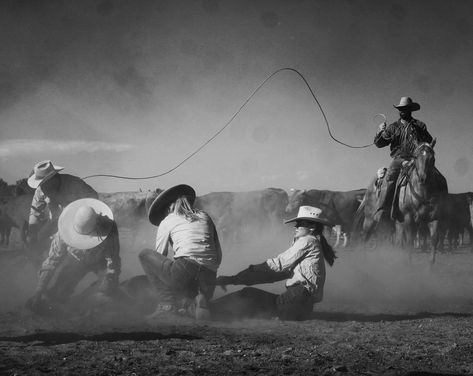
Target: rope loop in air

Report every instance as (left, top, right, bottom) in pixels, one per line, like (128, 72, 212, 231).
(82, 67, 374, 181)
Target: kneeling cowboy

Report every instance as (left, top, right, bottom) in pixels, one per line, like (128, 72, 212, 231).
(26, 198, 121, 312)
(139, 184, 222, 321)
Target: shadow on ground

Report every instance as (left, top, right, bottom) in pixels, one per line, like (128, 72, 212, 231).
(0, 331, 202, 346)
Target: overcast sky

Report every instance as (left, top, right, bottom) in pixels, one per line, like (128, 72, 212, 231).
(1, 0, 472, 194)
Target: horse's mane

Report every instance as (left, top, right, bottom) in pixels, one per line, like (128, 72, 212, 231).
(414, 142, 435, 156)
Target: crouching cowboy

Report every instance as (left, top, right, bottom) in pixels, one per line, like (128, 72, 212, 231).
(26, 198, 121, 313)
(139, 184, 222, 321)
(214, 205, 336, 321)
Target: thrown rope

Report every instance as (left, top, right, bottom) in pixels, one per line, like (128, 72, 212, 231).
(83, 67, 374, 181)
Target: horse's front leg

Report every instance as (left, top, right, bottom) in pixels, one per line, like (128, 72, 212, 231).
(429, 220, 441, 266)
(404, 215, 416, 260)
(396, 213, 414, 260)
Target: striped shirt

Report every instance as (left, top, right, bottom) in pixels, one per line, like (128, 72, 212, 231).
(266, 234, 326, 302)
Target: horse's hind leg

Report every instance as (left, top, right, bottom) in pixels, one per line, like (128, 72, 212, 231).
(466, 224, 473, 253)
(429, 220, 441, 266)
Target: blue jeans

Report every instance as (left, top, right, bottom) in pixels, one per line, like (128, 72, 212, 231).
(139, 249, 216, 306)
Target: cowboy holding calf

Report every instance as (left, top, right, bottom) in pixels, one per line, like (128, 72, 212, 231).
(26, 161, 120, 312)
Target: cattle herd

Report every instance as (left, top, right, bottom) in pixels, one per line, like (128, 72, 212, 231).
(1, 186, 472, 257)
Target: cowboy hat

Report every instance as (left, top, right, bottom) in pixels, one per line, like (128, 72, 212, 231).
(284, 205, 335, 226)
(58, 198, 114, 250)
(27, 160, 64, 189)
(148, 184, 196, 226)
(393, 96, 420, 111)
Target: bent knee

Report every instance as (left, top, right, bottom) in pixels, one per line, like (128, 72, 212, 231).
(138, 248, 155, 261)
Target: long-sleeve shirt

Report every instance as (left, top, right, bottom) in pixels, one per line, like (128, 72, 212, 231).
(155, 212, 222, 272)
(29, 174, 98, 226)
(266, 234, 325, 301)
(374, 118, 433, 158)
(37, 222, 121, 293)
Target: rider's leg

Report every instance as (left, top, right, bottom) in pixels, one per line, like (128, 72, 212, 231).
(377, 157, 403, 213)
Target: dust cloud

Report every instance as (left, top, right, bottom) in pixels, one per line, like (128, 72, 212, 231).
(214, 224, 473, 316)
(2, 211, 473, 324)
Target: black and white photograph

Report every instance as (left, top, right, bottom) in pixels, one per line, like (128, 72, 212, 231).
(1, 0, 473, 374)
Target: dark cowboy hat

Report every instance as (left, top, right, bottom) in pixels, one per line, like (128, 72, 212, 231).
(393, 96, 420, 112)
(148, 184, 196, 226)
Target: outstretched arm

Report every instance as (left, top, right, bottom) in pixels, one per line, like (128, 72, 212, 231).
(216, 262, 290, 286)
(215, 238, 314, 287)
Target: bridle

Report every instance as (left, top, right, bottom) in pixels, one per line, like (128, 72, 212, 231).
(405, 142, 435, 205)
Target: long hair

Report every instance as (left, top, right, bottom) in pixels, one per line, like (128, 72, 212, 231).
(312, 222, 337, 267)
(172, 196, 206, 222)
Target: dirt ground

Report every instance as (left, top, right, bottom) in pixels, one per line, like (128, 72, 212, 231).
(1, 236, 473, 375)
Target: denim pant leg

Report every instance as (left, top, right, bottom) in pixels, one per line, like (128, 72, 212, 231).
(139, 249, 176, 305)
(139, 250, 206, 305)
(196, 266, 217, 302)
(276, 284, 313, 321)
(386, 157, 405, 182)
(210, 287, 278, 320)
(47, 254, 90, 302)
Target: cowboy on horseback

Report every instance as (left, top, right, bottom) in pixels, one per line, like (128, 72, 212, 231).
(374, 97, 448, 219)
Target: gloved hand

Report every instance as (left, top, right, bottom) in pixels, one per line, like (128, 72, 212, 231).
(378, 122, 387, 132)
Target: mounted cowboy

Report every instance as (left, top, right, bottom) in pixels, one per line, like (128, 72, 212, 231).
(373, 96, 448, 219)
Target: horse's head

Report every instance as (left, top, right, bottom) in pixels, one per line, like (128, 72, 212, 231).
(413, 139, 436, 184)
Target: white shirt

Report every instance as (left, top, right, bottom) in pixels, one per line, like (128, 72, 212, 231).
(155, 212, 222, 272)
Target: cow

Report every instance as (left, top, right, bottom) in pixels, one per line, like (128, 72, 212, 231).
(195, 188, 289, 246)
(98, 189, 162, 249)
(194, 191, 234, 238)
(439, 193, 473, 252)
(0, 194, 34, 246)
(98, 189, 161, 230)
(0, 210, 16, 247)
(286, 188, 366, 247)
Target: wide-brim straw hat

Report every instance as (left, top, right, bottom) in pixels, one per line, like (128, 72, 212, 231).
(27, 160, 64, 189)
(284, 205, 335, 226)
(393, 96, 420, 111)
(148, 184, 196, 226)
(58, 198, 114, 250)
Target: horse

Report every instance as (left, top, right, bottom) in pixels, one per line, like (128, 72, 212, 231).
(351, 175, 395, 251)
(395, 139, 447, 265)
